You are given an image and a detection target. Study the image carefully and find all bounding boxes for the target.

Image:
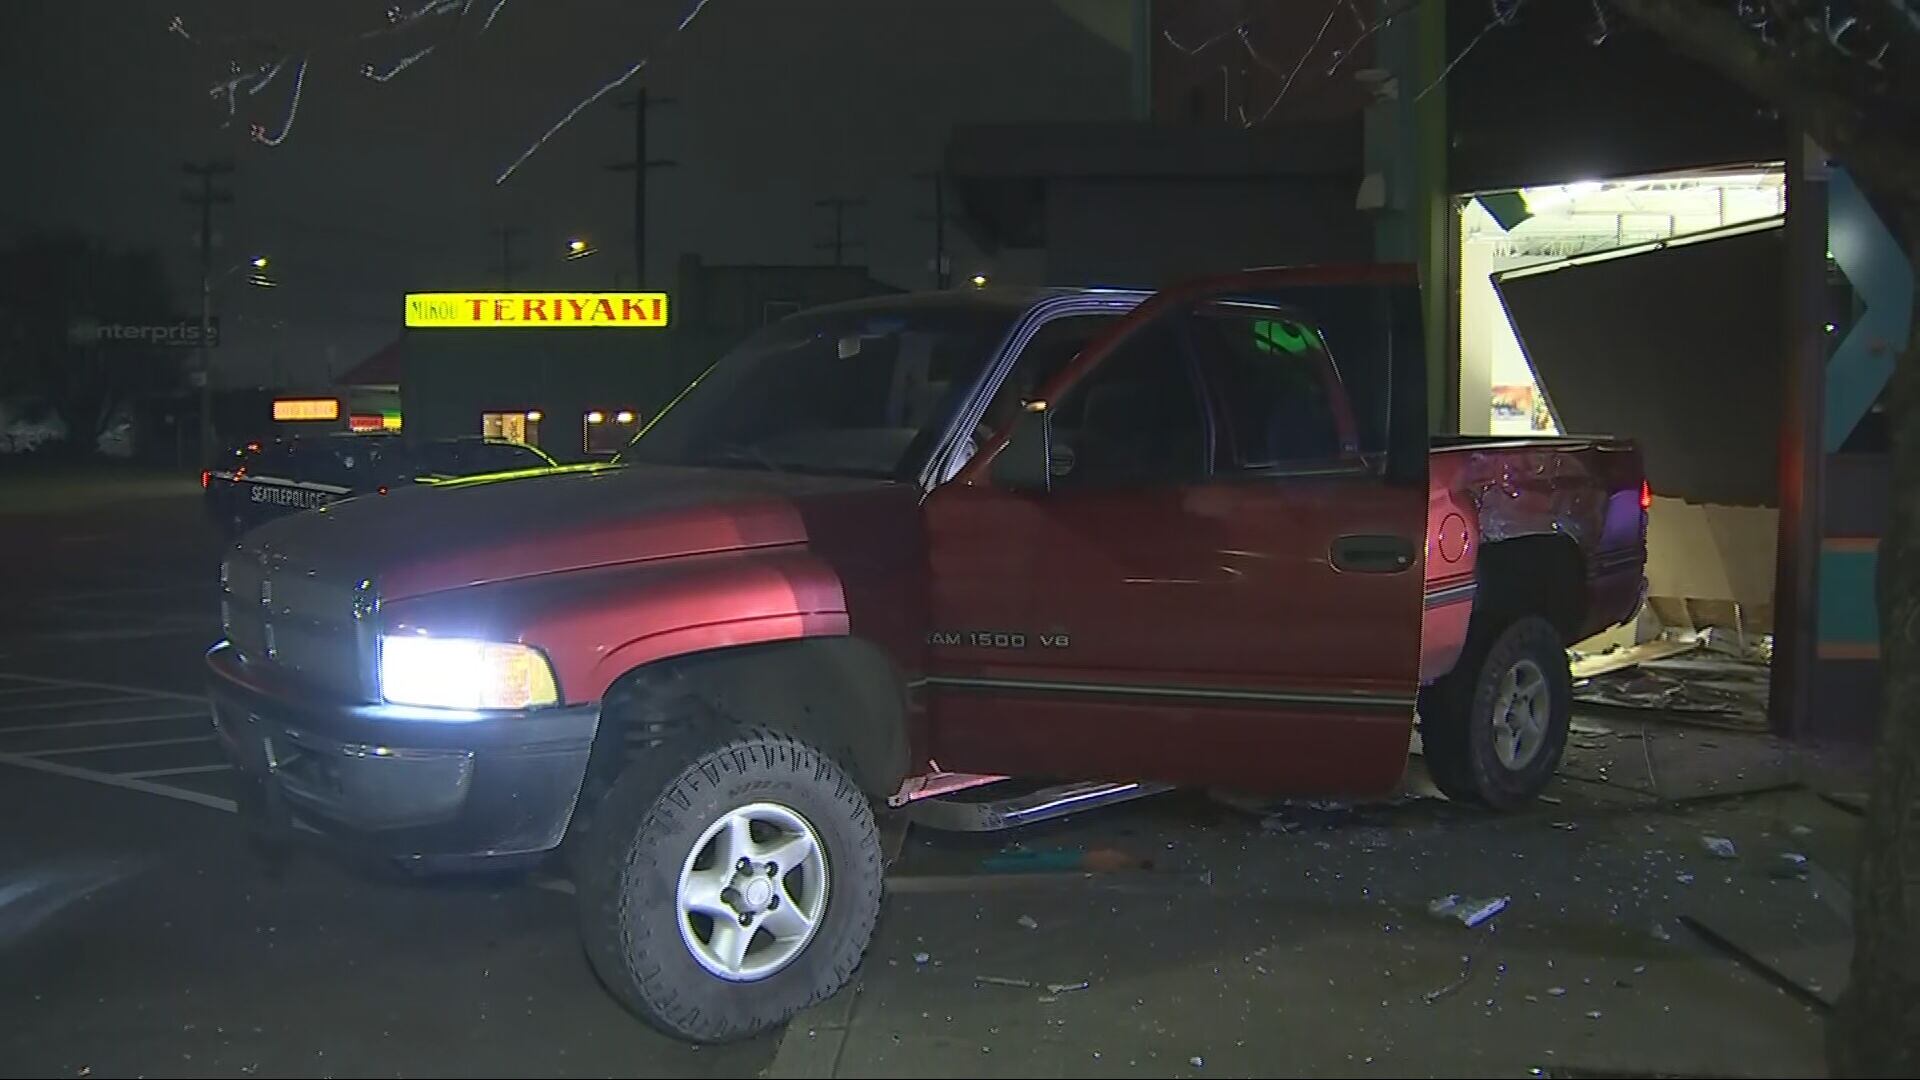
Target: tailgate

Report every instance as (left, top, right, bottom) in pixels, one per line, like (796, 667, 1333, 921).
(236, 475, 351, 511)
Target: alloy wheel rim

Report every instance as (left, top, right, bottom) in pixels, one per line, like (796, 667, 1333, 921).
(675, 801, 830, 982)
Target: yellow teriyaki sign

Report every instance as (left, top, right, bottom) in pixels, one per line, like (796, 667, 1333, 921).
(405, 293, 669, 329)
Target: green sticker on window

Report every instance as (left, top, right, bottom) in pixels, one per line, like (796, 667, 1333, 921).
(1252, 319, 1317, 355)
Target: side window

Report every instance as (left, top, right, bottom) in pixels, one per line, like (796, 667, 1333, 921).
(978, 315, 1117, 436)
(476, 442, 544, 472)
(248, 443, 294, 476)
(414, 442, 464, 476)
(1186, 306, 1358, 471)
(1048, 322, 1207, 488)
(312, 444, 380, 488)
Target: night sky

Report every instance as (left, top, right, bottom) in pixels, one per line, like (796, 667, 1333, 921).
(1, 1, 1133, 387)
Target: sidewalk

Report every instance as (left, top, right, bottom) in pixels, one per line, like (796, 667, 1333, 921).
(776, 719, 1858, 1078)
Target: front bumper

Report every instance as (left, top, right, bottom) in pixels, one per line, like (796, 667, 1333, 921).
(206, 642, 598, 859)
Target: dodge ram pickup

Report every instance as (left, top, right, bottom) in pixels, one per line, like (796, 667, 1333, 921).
(206, 265, 1647, 1043)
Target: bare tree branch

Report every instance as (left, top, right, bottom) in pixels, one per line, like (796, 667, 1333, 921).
(492, 0, 716, 184)
(1238, 6, 1342, 126)
(1609, 0, 1920, 197)
(250, 57, 309, 147)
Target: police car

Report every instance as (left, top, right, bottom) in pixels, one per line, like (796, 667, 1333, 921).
(203, 433, 555, 536)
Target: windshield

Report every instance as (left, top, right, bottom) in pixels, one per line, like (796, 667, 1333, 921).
(618, 300, 1020, 479)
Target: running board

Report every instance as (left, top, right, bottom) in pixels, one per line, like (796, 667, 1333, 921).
(907, 780, 1174, 833)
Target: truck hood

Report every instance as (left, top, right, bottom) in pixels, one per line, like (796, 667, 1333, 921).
(239, 463, 896, 600)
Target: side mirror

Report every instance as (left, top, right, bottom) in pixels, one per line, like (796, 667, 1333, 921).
(989, 402, 1072, 492)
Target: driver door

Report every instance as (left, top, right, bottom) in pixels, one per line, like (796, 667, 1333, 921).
(921, 268, 1429, 795)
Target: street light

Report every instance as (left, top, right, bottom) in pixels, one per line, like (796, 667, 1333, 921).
(566, 237, 597, 260)
(970, 273, 989, 288)
(615, 410, 636, 424)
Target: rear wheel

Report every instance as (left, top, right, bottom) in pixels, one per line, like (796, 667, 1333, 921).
(577, 727, 882, 1043)
(1418, 615, 1570, 810)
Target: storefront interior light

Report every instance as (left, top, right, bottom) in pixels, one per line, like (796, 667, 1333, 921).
(1519, 180, 1602, 213)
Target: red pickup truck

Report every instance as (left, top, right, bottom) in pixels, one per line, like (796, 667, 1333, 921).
(207, 266, 1646, 1043)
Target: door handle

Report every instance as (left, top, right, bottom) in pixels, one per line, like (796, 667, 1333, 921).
(1331, 534, 1416, 573)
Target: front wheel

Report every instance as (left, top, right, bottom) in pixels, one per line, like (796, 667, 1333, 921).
(1418, 615, 1571, 810)
(577, 727, 882, 1043)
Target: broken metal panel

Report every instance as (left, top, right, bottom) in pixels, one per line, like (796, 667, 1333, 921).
(1493, 220, 1785, 508)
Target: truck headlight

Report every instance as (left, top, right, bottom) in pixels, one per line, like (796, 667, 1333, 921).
(378, 635, 559, 710)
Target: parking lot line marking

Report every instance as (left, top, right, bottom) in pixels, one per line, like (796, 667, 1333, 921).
(0, 671, 206, 703)
(30, 735, 216, 757)
(0, 712, 206, 735)
(120, 763, 232, 780)
(0, 750, 237, 814)
(0, 696, 152, 714)
(0, 684, 110, 697)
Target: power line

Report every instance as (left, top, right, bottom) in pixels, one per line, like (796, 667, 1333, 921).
(183, 159, 235, 467)
(814, 196, 867, 267)
(490, 224, 527, 287)
(913, 172, 958, 289)
(606, 90, 678, 286)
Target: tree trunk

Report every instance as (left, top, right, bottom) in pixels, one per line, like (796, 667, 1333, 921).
(1828, 229, 1920, 1076)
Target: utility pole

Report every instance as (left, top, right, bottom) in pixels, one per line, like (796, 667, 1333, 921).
(607, 90, 677, 286)
(814, 197, 867, 266)
(491, 224, 527, 287)
(914, 172, 957, 289)
(184, 159, 234, 467)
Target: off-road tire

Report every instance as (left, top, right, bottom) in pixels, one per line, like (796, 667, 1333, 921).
(1418, 615, 1571, 810)
(577, 726, 882, 1043)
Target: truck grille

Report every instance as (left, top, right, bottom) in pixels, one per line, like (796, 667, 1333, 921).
(221, 546, 375, 700)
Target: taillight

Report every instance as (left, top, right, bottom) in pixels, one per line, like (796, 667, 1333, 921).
(200, 469, 211, 489)
(1640, 480, 1653, 511)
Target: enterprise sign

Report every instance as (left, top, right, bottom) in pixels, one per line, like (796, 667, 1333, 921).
(405, 292, 669, 329)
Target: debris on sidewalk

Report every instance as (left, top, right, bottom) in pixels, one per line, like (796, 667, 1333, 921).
(1047, 980, 1090, 995)
(979, 846, 1151, 873)
(973, 975, 1034, 989)
(1701, 835, 1739, 859)
(1427, 894, 1509, 928)
(1189, 1055, 1205, 1068)
(1769, 852, 1810, 880)
(1789, 823, 1814, 838)
(1547, 986, 1567, 997)
(912, 951, 931, 966)
(1422, 960, 1475, 1004)
(1016, 914, 1039, 931)
(1651, 921, 1673, 942)
(1253, 799, 1355, 833)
